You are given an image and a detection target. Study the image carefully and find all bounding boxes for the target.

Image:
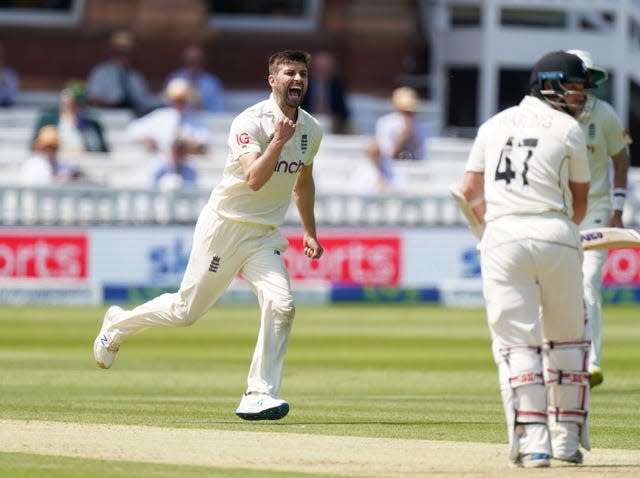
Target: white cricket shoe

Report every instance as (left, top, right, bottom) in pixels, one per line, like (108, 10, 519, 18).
(510, 453, 551, 468)
(235, 393, 289, 421)
(93, 306, 123, 369)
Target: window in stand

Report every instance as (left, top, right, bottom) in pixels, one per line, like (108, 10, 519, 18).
(0, 0, 85, 26)
(207, 0, 322, 32)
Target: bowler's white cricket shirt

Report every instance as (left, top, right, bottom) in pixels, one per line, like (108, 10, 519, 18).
(208, 95, 322, 227)
(466, 95, 590, 222)
(578, 98, 632, 214)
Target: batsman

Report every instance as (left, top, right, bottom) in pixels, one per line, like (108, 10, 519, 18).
(458, 51, 593, 467)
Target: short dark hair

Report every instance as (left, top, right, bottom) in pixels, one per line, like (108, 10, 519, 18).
(268, 50, 311, 75)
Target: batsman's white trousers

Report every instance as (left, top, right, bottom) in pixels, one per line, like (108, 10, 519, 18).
(480, 213, 588, 457)
(580, 210, 610, 370)
(107, 205, 295, 397)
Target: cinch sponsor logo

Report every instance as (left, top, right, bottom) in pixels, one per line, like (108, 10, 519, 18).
(0, 233, 88, 278)
(603, 248, 640, 285)
(284, 234, 401, 285)
(274, 159, 304, 174)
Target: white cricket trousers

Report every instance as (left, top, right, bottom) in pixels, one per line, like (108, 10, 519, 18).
(480, 214, 589, 459)
(107, 205, 295, 398)
(580, 211, 610, 370)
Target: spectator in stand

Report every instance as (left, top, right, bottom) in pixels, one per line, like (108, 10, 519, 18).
(151, 137, 198, 190)
(361, 86, 427, 192)
(165, 43, 226, 112)
(86, 30, 160, 117)
(301, 50, 352, 134)
(22, 125, 82, 185)
(0, 42, 19, 107)
(126, 77, 211, 155)
(31, 80, 109, 153)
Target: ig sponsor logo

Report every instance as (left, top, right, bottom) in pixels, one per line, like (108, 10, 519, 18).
(236, 132, 250, 145)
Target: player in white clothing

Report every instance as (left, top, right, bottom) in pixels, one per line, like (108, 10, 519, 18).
(93, 50, 324, 421)
(460, 51, 592, 467)
(565, 50, 631, 388)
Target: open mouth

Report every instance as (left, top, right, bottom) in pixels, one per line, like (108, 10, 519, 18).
(288, 86, 302, 101)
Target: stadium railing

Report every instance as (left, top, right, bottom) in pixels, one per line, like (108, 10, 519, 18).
(2, 184, 639, 227)
(0, 185, 461, 227)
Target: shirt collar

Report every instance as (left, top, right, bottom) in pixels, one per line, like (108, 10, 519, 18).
(268, 93, 304, 126)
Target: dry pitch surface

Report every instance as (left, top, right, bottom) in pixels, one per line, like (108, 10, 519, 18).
(2, 419, 640, 477)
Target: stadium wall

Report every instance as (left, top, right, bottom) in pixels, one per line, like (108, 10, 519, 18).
(2, 226, 640, 306)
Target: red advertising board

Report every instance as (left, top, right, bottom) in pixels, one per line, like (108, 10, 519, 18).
(0, 232, 88, 278)
(284, 233, 401, 285)
(602, 248, 640, 285)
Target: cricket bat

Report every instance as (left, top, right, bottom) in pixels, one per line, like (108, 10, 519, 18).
(580, 227, 640, 251)
(449, 185, 640, 250)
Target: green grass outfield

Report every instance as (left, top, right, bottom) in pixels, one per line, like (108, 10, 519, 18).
(0, 304, 639, 477)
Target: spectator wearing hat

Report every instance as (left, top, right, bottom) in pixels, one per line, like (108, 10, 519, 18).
(0, 42, 19, 107)
(32, 80, 109, 153)
(22, 125, 82, 185)
(86, 30, 160, 117)
(165, 43, 226, 112)
(126, 77, 211, 155)
(363, 86, 428, 192)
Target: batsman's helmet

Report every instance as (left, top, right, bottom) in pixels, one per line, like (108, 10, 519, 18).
(529, 50, 595, 116)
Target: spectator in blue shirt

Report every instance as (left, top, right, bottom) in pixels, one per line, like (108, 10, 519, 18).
(165, 43, 226, 112)
(152, 138, 198, 190)
(0, 43, 19, 107)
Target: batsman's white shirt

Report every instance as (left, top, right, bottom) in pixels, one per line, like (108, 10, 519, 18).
(579, 98, 631, 215)
(209, 94, 322, 226)
(468, 95, 592, 460)
(466, 95, 590, 222)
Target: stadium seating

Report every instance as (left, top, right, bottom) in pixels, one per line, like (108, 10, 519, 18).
(1, 91, 638, 227)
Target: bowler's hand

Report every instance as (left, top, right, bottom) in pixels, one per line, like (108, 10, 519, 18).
(303, 235, 323, 259)
(274, 117, 296, 143)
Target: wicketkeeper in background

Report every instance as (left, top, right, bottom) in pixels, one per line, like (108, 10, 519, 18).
(94, 50, 324, 421)
(565, 49, 631, 389)
(459, 51, 592, 467)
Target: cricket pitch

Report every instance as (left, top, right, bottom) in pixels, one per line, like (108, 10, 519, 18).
(2, 419, 640, 477)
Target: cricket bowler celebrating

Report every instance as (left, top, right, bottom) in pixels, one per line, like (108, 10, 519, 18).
(459, 51, 592, 467)
(94, 50, 324, 421)
(565, 49, 631, 389)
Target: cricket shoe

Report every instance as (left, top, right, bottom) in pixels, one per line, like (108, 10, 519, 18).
(510, 453, 551, 469)
(93, 306, 123, 369)
(589, 367, 604, 388)
(235, 393, 289, 421)
(554, 449, 583, 465)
